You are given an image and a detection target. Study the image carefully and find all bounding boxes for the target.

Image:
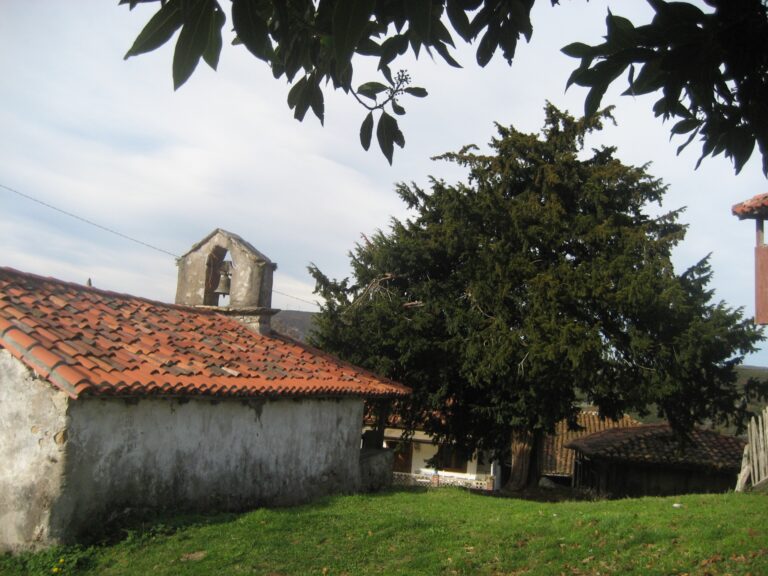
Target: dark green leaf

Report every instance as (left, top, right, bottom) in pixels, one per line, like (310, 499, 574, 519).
(584, 84, 607, 117)
(376, 111, 404, 164)
(652, 96, 669, 118)
(458, 0, 483, 10)
(565, 64, 591, 90)
(356, 37, 381, 56)
(360, 112, 374, 150)
(625, 60, 665, 96)
(730, 128, 755, 175)
(405, 0, 432, 43)
(392, 123, 405, 148)
(561, 42, 593, 59)
(671, 118, 699, 135)
(391, 100, 406, 115)
(287, 76, 309, 119)
(696, 131, 719, 168)
(232, 0, 272, 61)
(507, 0, 533, 42)
(589, 59, 629, 88)
(446, 0, 472, 42)
(333, 0, 375, 67)
(434, 41, 462, 68)
(409, 33, 422, 59)
(172, 0, 215, 89)
(605, 12, 637, 49)
(404, 87, 428, 98)
(380, 64, 394, 86)
(202, 5, 225, 70)
(379, 34, 409, 68)
(468, 6, 491, 39)
(675, 128, 699, 155)
(310, 81, 325, 125)
(124, 0, 183, 59)
(498, 20, 519, 63)
(283, 37, 306, 82)
(661, 1, 706, 23)
(476, 25, 499, 67)
(357, 81, 388, 99)
(432, 20, 456, 48)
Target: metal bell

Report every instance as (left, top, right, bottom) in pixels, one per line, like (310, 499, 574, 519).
(213, 271, 231, 296)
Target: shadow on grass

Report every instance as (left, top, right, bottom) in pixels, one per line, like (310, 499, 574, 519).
(89, 486, 431, 546)
(1, 485, 589, 576)
(468, 484, 599, 503)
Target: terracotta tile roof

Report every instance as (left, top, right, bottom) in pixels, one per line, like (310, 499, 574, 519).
(732, 192, 768, 219)
(0, 267, 410, 400)
(539, 411, 641, 477)
(566, 424, 745, 472)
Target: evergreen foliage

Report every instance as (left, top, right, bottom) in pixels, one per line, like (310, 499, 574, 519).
(310, 105, 764, 462)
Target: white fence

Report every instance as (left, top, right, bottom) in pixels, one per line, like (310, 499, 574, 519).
(736, 406, 768, 491)
(392, 471, 494, 491)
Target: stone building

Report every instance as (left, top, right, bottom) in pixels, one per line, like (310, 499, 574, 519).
(0, 230, 409, 551)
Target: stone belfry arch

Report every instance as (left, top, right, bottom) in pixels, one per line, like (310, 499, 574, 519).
(175, 229, 278, 334)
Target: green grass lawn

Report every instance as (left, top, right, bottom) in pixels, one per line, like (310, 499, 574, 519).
(2, 489, 766, 576)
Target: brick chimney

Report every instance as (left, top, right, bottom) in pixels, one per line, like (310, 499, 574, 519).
(732, 192, 768, 325)
(175, 229, 278, 334)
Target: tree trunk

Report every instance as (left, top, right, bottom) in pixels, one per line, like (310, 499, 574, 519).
(505, 429, 536, 492)
(362, 400, 390, 449)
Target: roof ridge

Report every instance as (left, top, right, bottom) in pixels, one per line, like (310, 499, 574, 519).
(0, 266, 224, 316)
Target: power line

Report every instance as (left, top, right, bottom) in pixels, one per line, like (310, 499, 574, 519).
(0, 182, 179, 258)
(274, 289, 318, 307)
(2, 182, 320, 308)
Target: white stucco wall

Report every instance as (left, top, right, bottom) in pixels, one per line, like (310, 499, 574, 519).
(0, 351, 70, 552)
(49, 396, 364, 543)
(383, 428, 492, 480)
(1, 356, 366, 551)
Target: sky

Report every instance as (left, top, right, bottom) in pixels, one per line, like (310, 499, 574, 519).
(1, 1, 767, 364)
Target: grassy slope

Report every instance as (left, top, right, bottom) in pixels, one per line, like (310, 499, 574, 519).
(2, 489, 766, 576)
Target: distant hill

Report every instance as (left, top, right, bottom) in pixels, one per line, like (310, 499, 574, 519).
(737, 364, 768, 386)
(630, 364, 768, 434)
(272, 310, 317, 343)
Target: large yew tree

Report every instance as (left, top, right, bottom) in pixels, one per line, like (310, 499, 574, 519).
(310, 105, 763, 488)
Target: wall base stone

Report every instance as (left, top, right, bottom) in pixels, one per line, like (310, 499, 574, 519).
(359, 449, 394, 492)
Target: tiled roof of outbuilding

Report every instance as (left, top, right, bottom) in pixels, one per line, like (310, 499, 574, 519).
(539, 411, 641, 477)
(732, 192, 768, 219)
(566, 424, 745, 472)
(0, 267, 410, 400)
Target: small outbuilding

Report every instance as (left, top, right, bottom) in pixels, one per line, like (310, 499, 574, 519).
(568, 424, 745, 497)
(0, 230, 409, 551)
(537, 410, 641, 485)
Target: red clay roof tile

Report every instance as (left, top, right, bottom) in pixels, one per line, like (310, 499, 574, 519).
(732, 192, 768, 219)
(0, 267, 410, 400)
(4, 328, 37, 353)
(25, 346, 66, 378)
(566, 424, 744, 471)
